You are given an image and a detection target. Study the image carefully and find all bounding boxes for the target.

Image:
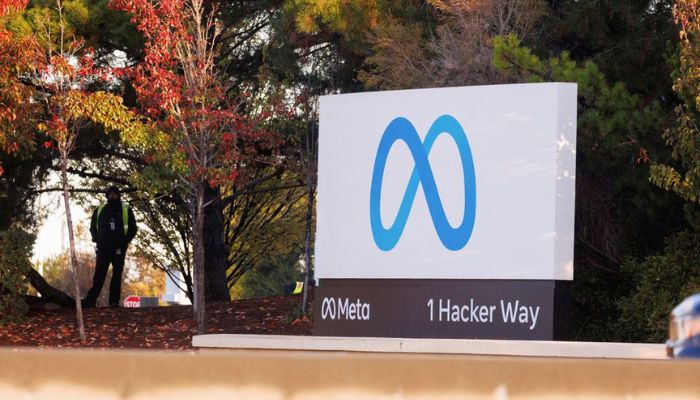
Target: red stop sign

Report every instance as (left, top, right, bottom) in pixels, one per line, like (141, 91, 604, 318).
(123, 295, 141, 308)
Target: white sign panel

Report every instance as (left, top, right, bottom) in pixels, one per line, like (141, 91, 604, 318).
(315, 83, 576, 281)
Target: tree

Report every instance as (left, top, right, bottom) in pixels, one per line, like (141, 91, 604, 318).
(0, 0, 149, 233)
(39, 3, 146, 341)
(112, 0, 278, 332)
(131, 169, 307, 302)
(223, 170, 307, 290)
(607, 0, 700, 343)
(131, 192, 193, 300)
(297, 95, 317, 315)
(360, 0, 546, 89)
(1, 0, 146, 341)
(651, 0, 700, 205)
(231, 251, 305, 300)
(542, 0, 676, 101)
(293, 0, 379, 43)
(0, 0, 38, 177)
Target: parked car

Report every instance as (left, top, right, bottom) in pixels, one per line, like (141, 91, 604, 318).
(667, 293, 700, 358)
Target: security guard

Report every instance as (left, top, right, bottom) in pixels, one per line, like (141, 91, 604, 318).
(82, 186, 137, 308)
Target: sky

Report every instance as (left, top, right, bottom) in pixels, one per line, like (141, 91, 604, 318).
(33, 191, 92, 263)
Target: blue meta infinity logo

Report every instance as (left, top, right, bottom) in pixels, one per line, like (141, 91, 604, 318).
(369, 115, 476, 251)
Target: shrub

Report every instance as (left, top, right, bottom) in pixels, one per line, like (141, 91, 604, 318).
(0, 230, 35, 323)
(614, 230, 700, 342)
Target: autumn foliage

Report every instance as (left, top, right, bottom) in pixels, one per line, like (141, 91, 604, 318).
(0, 0, 142, 174)
(110, 0, 276, 186)
(0, 0, 37, 176)
(110, 0, 279, 332)
(0, 0, 26, 15)
(649, 0, 700, 204)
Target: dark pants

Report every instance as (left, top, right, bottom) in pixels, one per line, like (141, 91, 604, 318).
(85, 247, 125, 306)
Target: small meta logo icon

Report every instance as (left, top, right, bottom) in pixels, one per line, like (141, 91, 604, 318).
(369, 115, 476, 251)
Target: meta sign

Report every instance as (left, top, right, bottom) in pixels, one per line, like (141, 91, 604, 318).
(314, 83, 577, 340)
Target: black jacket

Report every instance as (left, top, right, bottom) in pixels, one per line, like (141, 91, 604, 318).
(89, 200, 137, 250)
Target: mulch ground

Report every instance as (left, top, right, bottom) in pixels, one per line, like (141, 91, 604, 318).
(0, 295, 313, 350)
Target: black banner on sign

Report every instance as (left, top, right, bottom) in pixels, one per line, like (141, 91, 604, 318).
(313, 280, 570, 340)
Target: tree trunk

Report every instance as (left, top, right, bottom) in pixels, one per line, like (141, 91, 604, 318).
(302, 181, 314, 315)
(192, 181, 206, 334)
(301, 115, 317, 316)
(26, 268, 74, 307)
(60, 155, 86, 342)
(203, 185, 231, 302)
(24, 295, 64, 310)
